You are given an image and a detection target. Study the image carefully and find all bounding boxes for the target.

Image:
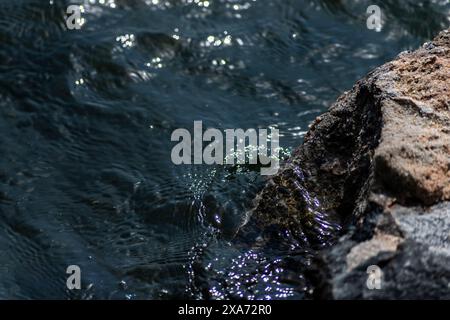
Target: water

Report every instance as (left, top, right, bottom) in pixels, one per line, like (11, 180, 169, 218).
(0, 0, 448, 299)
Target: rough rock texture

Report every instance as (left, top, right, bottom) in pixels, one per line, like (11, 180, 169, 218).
(246, 29, 450, 299)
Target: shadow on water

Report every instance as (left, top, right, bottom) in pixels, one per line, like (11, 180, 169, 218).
(0, 0, 448, 299)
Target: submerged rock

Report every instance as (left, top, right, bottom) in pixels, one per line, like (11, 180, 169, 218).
(245, 29, 450, 299)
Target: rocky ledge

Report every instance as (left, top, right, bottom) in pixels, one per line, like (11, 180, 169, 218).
(247, 29, 450, 299)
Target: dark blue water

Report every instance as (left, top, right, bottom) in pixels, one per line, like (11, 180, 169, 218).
(0, 0, 448, 299)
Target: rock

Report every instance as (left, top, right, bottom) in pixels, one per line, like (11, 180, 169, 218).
(244, 29, 450, 299)
(312, 202, 450, 299)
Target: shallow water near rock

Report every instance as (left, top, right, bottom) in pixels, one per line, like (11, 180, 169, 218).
(0, 0, 449, 299)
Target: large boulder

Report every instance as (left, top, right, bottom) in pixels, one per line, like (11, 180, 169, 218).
(245, 29, 450, 299)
